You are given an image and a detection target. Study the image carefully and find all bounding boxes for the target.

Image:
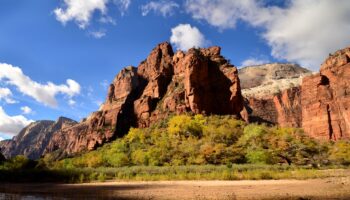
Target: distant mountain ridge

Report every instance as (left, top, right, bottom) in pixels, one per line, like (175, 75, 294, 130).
(239, 63, 312, 99)
(0, 117, 77, 159)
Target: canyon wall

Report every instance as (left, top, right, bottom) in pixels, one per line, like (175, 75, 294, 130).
(239, 63, 309, 127)
(301, 47, 350, 140)
(241, 47, 350, 141)
(44, 42, 245, 157)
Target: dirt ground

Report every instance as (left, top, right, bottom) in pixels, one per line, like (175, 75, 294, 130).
(1, 177, 350, 200)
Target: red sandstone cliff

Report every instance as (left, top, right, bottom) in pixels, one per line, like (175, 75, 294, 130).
(241, 47, 350, 141)
(44, 42, 245, 156)
(244, 87, 302, 127)
(239, 63, 309, 127)
(301, 47, 350, 140)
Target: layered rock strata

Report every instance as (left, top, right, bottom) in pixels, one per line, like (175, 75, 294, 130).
(239, 63, 310, 126)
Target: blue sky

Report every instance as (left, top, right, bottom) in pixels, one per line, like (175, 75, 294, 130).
(1, 0, 350, 140)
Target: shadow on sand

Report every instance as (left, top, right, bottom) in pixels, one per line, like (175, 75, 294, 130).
(0, 183, 165, 200)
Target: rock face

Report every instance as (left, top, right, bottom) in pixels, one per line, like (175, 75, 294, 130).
(301, 47, 350, 140)
(241, 47, 350, 141)
(240, 63, 311, 98)
(0, 117, 77, 159)
(244, 87, 302, 127)
(239, 63, 310, 126)
(45, 42, 245, 156)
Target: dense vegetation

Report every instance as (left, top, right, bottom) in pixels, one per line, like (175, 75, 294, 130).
(50, 114, 349, 168)
(1, 114, 350, 183)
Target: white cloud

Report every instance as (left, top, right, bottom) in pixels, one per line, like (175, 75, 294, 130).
(113, 0, 131, 16)
(141, 1, 179, 17)
(0, 63, 81, 107)
(185, 0, 261, 30)
(99, 16, 116, 25)
(0, 106, 33, 136)
(0, 136, 4, 141)
(170, 24, 207, 51)
(241, 58, 269, 66)
(54, 0, 131, 29)
(20, 106, 33, 115)
(0, 87, 17, 104)
(68, 99, 76, 106)
(185, 0, 350, 70)
(89, 30, 106, 39)
(54, 0, 109, 29)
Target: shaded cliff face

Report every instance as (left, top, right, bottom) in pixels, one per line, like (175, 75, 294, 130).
(239, 63, 310, 126)
(244, 87, 302, 127)
(302, 47, 350, 140)
(0, 117, 77, 159)
(45, 42, 245, 157)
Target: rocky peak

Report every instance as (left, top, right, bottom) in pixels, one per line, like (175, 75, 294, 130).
(0, 117, 77, 159)
(106, 66, 139, 105)
(54, 117, 77, 130)
(321, 47, 350, 72)
(56, 116, 74, 123)
(137, 42, 174, 80)
(45, 42, 245, 157)
(14, 120, 55, 141)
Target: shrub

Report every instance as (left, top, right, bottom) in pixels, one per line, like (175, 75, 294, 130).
(329, 141, 350, 165)
(98, 173, 106, 182)
(246, 149, 269, 164)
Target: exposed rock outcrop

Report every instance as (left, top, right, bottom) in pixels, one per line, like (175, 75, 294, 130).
(239, 63, 310, 126)
(45, 42, 245, 157)
(241, 46, 350, 141)
(301, 47, 350, 140)
(0, 117, 77, 159)
(240, 63, 311, 98)
(244, 87, 302, 127)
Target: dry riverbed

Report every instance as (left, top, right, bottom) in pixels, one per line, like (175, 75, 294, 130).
(1, 177, 350, 200)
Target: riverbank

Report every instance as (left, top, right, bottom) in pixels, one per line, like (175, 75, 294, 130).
(1, 177, 350, 200)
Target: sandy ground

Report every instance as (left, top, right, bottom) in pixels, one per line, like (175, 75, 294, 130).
(1, 177, 350, 200)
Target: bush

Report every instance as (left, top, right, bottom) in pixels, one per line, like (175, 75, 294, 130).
(98, 173, 106, 182)
(329, 141, 350, 165)
(50, 115, 343, 168)
(246, 149, 269, 164)
(105, 152, 129, 167)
